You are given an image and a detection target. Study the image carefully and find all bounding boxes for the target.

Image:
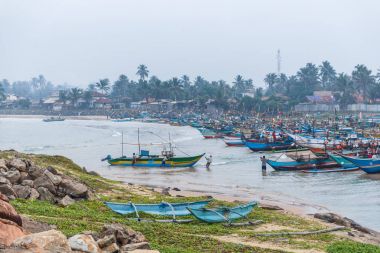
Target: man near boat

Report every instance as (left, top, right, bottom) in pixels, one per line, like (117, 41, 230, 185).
(260, 156, 267, 170)
(205, 155, 212, 169)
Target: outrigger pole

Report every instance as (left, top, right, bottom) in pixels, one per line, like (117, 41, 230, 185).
(138, 128, 141, 155)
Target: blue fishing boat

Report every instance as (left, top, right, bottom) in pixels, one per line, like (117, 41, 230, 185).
(266, 157, 338, 171)
(187, 201, 257, 223)
(105, 199, 212, 216)
(245, 137, 293, 151)
(341, 155, 380, 174)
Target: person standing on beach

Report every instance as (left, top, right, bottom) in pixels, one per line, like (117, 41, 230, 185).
(205, 155, 212, 169)
(260, 156, 267, 170)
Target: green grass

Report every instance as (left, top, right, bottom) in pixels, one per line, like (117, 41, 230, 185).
(327, 241, 380, 253)
(4, 151, 379, 253)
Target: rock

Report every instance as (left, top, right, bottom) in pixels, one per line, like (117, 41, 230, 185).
(21, 180, 34, 188)
(0, 170, 20, 184)
(37, 187, 55, 203)
(0, 184, 16, 199)
(0, 176, 10, 185)
(0, 193, 24, 246)
(68, 234, 101, 253)
(120, 242, 150, 251)
(87, 171, 100, 177)
(0, 159, 7, 170)
(58, 179, 88, 198)
(44, 169, 62, 186)
(11, 229, 71, 252)
(19, 172, 29, 182)
(21, 216, 56, 233)
(28, 188, 40, 200)
(99, 224, 146, 246)
(34, 175, 56, 194)
(46, 166, 58, 175)
(102, 243, 119, 253)
(172, 187, 181, 191)
(161, 187, 170, 196)
(8, 159, 27, 172)
(13, 185, 31, 199)
(58, 195, 75, 207)
(96, 234, 115, 248)
(27, 166, 44, 180)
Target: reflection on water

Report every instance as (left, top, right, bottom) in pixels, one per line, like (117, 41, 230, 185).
(0, 118, 379, 231)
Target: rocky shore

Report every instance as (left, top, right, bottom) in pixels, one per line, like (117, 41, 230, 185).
(0, 150, 379, 253)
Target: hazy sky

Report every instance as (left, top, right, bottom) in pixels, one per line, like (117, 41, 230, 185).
(1, 0, 380, 87)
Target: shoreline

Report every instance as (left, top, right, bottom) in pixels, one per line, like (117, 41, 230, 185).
(0, 114, 108, 121)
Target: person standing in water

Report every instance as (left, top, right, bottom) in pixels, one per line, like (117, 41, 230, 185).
(205, 155, 212, 169)
(260, 156, 267, 170)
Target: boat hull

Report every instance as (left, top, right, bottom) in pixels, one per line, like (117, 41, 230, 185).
(245, 141, 293, 152)
(342, 155, 380, 174)
(266, 158, 338, 171)
(187, 202, 257, 223)
(107, 154, 205, 168)
(105, 200, 212, 216)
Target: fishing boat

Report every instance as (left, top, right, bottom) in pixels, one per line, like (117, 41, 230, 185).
(111, 118, 134, 122)
(341, 155, 380, 174)
(266, 150, 338, 171)
(199, 128, 222, 139)
(187, 201, 257, 223)
(103, 129, 205, 168)
(245, 137, 293, 151)
(105, 199, 212, 216)
(43, 116, 65, 122)
(223, 136, 244, 147)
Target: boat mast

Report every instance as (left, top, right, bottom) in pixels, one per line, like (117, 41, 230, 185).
(138, 128, 141, 155)
(169, 133, 173, 155)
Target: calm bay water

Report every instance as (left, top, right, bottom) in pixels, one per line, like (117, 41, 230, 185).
(0, 118, 379, 230)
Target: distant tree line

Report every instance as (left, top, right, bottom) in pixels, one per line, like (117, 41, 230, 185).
(1, 62, 380, 112)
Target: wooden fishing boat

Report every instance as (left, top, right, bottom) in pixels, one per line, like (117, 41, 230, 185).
(267, 158, 338, 171)
(43, 116, 65, 122)
(187, 202, 257, 223)
(223, 136, 244, 147)
(341, 155, 380, 174)
(111, 118, 134, 122)
(105, 152, 205, 167)
(301, 167, 359, 173)
(245, 138, 293, 152)
(105, 199, 212, 216)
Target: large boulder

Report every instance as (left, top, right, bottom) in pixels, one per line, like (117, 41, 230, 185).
(34, 175, 56, 194)
(13, 185, 31, 199)
(29, 188, 40, 200)
(0, 193, 24, 246)
(11, 229, 72, 252)
(0, 183, 16, 199)
(21, 180, 34, 188)
(58, 195, 75, 207)
(120, 242, 151, 251)
(68, 234, 101, 253)
(43, 169, 62, 186)
(37, 187, 55, 203)
(0, 170, 20, 184)
(8, 159, 27, 172)
(99, 224, 147, 246)
(0, 159, 7, 171)
(27, 166, 44, 180)
(58, 179, 88, 198)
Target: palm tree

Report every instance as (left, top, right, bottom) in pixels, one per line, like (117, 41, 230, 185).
(136, 64, 149, 81)
(59, 90, 69, 105)
(69, 88, 83, 106)
(83, 90, 93, 108)
(233, 75, 245, 97)
(96, 79, 110, 95)
(319, 61, 336, 89)
(264, 73, 277, 95)
(0, 83, 5, 101)
(297, 63, 320, 92)
(170, 77, 184, 100)
(335, 73, 355, 107)
(352, 64, 374, 103)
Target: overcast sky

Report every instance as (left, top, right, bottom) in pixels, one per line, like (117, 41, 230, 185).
(1, 0, 380, 87)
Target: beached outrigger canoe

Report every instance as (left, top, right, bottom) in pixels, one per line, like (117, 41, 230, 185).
(341, 155, 380, 174)
(103, 129, 205, 168)
(104, 152, 205, 167)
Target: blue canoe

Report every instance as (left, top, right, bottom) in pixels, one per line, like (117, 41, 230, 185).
(187, 201, 257, 223)
(105, 199, 212, 216)
(266, 158, 338, 171)
(245, 139, 294, 152)
(341, 155, 380, 174)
